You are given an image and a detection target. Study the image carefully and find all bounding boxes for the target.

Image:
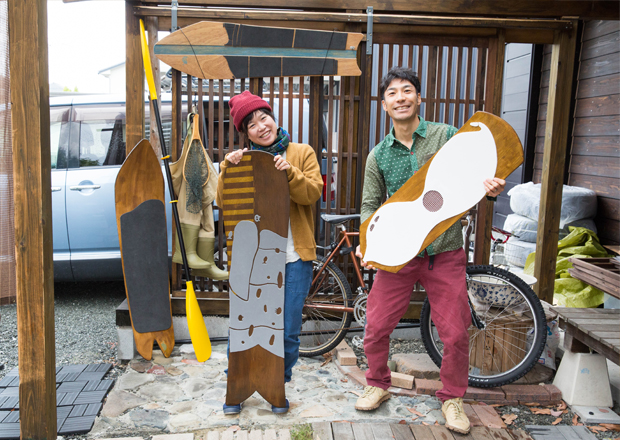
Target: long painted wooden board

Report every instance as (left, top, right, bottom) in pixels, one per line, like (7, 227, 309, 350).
(115, 139, 174, 360)
(360, 111, 524, 273)
(154, 21, 363, 79)
(222, 151, 289, 408)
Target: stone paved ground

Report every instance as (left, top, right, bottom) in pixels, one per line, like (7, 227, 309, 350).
(91, 342, 445, 437)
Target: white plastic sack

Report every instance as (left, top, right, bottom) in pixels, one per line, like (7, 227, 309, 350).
(527, 319, 560, 370)
(508, 182, 597, 226)
(504, 238, 537, 267)
(503, 213, 597, 243)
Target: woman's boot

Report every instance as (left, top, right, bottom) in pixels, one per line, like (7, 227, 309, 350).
(192, 237, 229, 280)
(172, 224, 212, 269)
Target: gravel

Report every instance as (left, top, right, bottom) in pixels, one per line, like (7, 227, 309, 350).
(0, 281, 128, 382)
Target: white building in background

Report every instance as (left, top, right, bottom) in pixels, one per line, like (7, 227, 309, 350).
(98, 62, 126, 95)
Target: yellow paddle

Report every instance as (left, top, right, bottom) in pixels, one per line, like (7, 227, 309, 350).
(139, 19, 211, 362)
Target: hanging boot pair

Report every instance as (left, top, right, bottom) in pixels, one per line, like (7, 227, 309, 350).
(172, 224, 211, 269)
(192, 237, 229, 281)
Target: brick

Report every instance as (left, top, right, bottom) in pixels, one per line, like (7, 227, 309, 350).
(471, 404, 506, 429)
(415, 379, 443, 396)
(348, 367, 368, 387)
(501, 384, 551, 404)
(152, 434, 194, 440)
(541, 384, 562, 404)
(465, 399, 519, 406)
(390, 372, 414, 390)
(388, 386, 417, 397)
(331, 340, 357, 366)
(464, 386, 506, 402)
(392, 353, 440, 380)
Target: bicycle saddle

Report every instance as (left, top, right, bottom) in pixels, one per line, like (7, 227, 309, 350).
(360, 112, 523, 273)
(321, 213, 360, 225)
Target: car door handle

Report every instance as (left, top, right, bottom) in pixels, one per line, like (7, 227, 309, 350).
(51, 187, 62, 192)
(69, 185, 101, 191)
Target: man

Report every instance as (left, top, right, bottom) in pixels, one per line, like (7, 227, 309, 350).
(354, 66, 505, 434)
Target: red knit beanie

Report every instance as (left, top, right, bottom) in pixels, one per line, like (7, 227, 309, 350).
(229, 91, 272, 132)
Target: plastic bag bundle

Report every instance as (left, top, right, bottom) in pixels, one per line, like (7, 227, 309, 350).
(503, 213, 597, 243)
(507, 182, 597, 227)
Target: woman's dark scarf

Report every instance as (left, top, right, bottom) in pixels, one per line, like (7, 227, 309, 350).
(250, 127, 290, 156)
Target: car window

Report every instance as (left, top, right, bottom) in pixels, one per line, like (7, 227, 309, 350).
(50, 106, 70, 170)
(77, 119, 126, 167)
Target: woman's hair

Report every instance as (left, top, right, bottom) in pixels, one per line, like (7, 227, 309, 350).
(379, 66, 421, 99)
(239, 108, 276, 135)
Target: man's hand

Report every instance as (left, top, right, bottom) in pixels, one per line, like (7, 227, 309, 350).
(274, 154, 291, 171)
(484, 177, 506, 198)
(355, 245, 375, 270)
(226, 147, 248, 165)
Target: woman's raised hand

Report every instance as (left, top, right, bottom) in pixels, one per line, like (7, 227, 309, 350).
(227, 148, 248, 165)
(274, 154, 291, 171)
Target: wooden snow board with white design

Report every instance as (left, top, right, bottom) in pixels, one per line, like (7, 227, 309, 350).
(154, 21, 363, 79)
(115, 139, 174, 360)
(360, 111, 523, 273)
(222, 150, 289, 408)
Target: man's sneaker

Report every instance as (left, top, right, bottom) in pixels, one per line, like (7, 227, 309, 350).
(354, 386, 390, 411)
(441, 397, 470, 434)
(223, 402, 241, 415)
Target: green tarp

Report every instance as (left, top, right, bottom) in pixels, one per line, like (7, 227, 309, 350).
(524, 227, 610, 308)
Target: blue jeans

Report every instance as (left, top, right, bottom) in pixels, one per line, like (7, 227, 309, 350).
(283, 259, 313, 382)
(225, 259, 313, 383)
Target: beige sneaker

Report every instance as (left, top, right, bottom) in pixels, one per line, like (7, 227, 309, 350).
(442, 398, 471, 434)
(355, 386, 390, 411)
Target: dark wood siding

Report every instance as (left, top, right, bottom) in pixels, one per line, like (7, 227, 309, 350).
(533, 20, 619, 245)
(496, 43, 533, 228)
(569, 20, 620, 245)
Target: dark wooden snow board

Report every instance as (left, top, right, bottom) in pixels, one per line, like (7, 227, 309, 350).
(360, 111, 524, 273)
(222, 151, 289, 408)
(115, 139, 174, 360)
(154, 21, 363, 79)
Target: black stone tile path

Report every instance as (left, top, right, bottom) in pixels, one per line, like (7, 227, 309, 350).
(0, 363, 113, 438)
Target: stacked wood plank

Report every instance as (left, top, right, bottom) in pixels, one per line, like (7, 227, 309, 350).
(568, 257, 620, 299)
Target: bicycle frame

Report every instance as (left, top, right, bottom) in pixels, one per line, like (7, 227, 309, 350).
(305, 223, 366, 314)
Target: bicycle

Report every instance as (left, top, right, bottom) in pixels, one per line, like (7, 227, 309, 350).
(301, 214, 547, 388)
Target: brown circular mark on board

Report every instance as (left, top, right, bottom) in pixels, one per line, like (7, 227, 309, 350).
(256, 288, 262, 298)
(263, 256, 268, 264)
(238, 315, 243, 321)
(267, 275, 271, 280)
(278, 272, 283, 288)
(248, 325, 254, 336)
(423, 190, 444, 212)
(276, 307, 282, 315)
(269, 334, 275, 345)
(275, 248, 281, 253)
(264, 305, 268, 313)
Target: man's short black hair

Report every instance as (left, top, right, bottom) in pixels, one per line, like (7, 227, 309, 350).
(380, 66, 421, 100)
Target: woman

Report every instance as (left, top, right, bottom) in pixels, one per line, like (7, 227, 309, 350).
(216, 91, 323, 413)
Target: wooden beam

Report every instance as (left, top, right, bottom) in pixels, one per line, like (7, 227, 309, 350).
(473, 31, 506, 265)
(8, 0, 57, 437)
(126, 0, 144, 155)
(134, 5, 573, 31)
(134, 1, 617, 20)
(534, 25, 578, 304)
(146, 16, 161, 158)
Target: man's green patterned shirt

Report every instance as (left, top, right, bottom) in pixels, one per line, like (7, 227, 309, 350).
(361, 116, 464, 256)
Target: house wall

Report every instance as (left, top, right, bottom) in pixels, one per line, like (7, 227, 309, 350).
(534, 20, 619, 245)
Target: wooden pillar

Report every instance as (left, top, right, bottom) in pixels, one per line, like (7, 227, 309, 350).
(473, 30, 505, 265)
(146, 16, 161, 158)
(126, 1, 144, 155)
(8, 0, 57, 438)
(534, 25, 578, 304)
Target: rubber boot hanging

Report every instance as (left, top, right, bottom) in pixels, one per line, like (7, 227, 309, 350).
(192, 237, 229, 280)
(172, 224, 211, 269)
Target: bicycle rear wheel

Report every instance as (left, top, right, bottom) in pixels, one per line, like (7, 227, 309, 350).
(300, 256, 353, 357)
(420, 265, 547, 388)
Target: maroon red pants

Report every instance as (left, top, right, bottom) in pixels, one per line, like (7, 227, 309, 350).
(364, 248, 470, 402)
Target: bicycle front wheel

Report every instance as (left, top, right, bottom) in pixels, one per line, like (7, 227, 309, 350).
(299, 256, 353, 357)
(420, 265, 547, 388)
